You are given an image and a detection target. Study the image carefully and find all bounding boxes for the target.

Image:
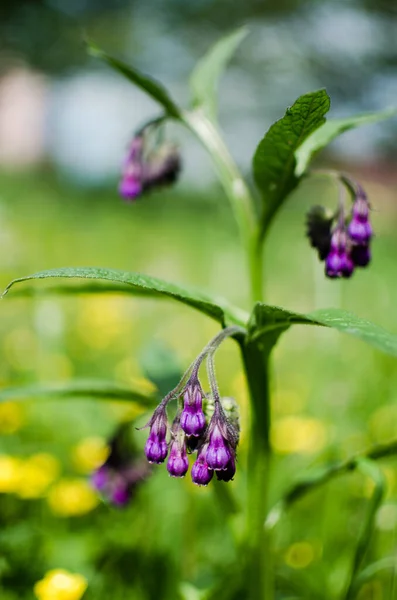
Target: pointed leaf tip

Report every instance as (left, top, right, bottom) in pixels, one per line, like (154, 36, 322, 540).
(249, 303, 397, 358)
(87, 42, 181, 118)
(295, 106, 397, 176)
(253, 89, 331, 236)
(190, 26, 249, 121)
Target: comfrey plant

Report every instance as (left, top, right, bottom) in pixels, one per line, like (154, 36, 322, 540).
(2, 27, 397, 599)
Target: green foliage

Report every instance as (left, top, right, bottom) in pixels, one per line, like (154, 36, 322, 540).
(2, 173, 397, 599)
(189, 26, 248, 121)
(295, 107, 397, 176)
(344, 458, 385, 599)
(87, 42, 181, 119)
(2, 23, 397, 600)
(0, 380, 156, 405)
(252, 89, 330, 235)
(2, 266, 248, 327)
(249, 303, 397, 357)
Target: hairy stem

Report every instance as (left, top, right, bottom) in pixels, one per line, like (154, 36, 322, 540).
(241, 339, 273, 600)
(183, 108, 270, 596)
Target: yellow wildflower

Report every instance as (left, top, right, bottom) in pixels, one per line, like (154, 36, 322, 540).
(0, 401, 24, 434)
(271, 416, 327, 454)
(34, 569, 87, 600)
(16, 454, 60, 499)
(284, 541, 315, 569)
(76, 297, 130, 349)
(72, 437, 109, 474)
(47, 479, 99, 517)
(0, 455, 22, 493)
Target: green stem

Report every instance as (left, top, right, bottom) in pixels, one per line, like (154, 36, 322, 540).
(344, 458, 385, 600)
(182, 109, 262, 304)
(241, 339, 273, 600)
(183, 108, 270, 597)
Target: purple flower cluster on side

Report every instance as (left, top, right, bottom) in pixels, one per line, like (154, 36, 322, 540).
(325, 188, 372, 279)
(143, 378, 239, 486)
(91, 427, 151, 507)
(307, 181, 373, 279)
(119, 130, 181, 202)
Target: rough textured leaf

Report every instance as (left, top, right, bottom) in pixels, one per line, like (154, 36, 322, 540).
(2, 267, 248, 327)
(0, 379, 156, 405)
(249, 303, 397, 357)
(295, 107, 397, 176)
(190, 26, 248, 121)
(88, 42, 181, 118)
(253, 89, 330, 235)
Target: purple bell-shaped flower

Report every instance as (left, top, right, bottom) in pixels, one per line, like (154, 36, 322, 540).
(144, 405, 169, 464)
(180, 381, 206, 437)
(167, 433, 189, 478)
(325, 226, 354, 279)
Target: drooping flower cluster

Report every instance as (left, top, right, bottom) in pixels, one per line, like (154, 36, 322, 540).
(119, 121, 181, 201)
(306, 179, 372, 279)
(91, 425, 151, 506)
(143, 376, 240, 486)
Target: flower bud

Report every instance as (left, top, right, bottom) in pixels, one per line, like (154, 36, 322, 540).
(119, 136, 145, 202)
(119, 130, 181, 202)
(205, 406, 238, 473)
(167, 434, 189, 478)
(348, 194, 372, 245)
(191, 446, 213, 486)
(180, 382, 206, 437)
(325, 227, 354, 279)
(206, 423, 232, 470)
(144, 406, 168, 464)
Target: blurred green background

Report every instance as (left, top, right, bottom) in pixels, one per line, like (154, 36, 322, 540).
(1, 1, 397, 599)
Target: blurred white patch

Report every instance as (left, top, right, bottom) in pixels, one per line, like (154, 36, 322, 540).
(0, 68, 47, 166)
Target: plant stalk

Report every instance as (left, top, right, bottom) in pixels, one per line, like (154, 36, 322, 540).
(182, 110, 263, 305)
(241, 339, 273, 600)
(184, 108, 271, 597)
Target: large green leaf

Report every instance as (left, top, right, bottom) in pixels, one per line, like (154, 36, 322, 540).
(249, 303, 397, 357)
(189, 26, 248, 121)
(0, 379, 156, 405)
(2, 267, 248, 327)
(295, 107, 397, 176)
(88, 42, 181, 119)
(253, 89, 330, 236)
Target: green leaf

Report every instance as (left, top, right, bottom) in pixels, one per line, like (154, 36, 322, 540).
(88, 41, 181, 118)
(249, 303, 397, 357)
(253, 89, 331, 236)
(350, 558, 396, 593)
(295, 107, 397, 176)
(190, 26, 248, 121)
(2, 267, 248, 327)
(0, 379, 156, 405)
